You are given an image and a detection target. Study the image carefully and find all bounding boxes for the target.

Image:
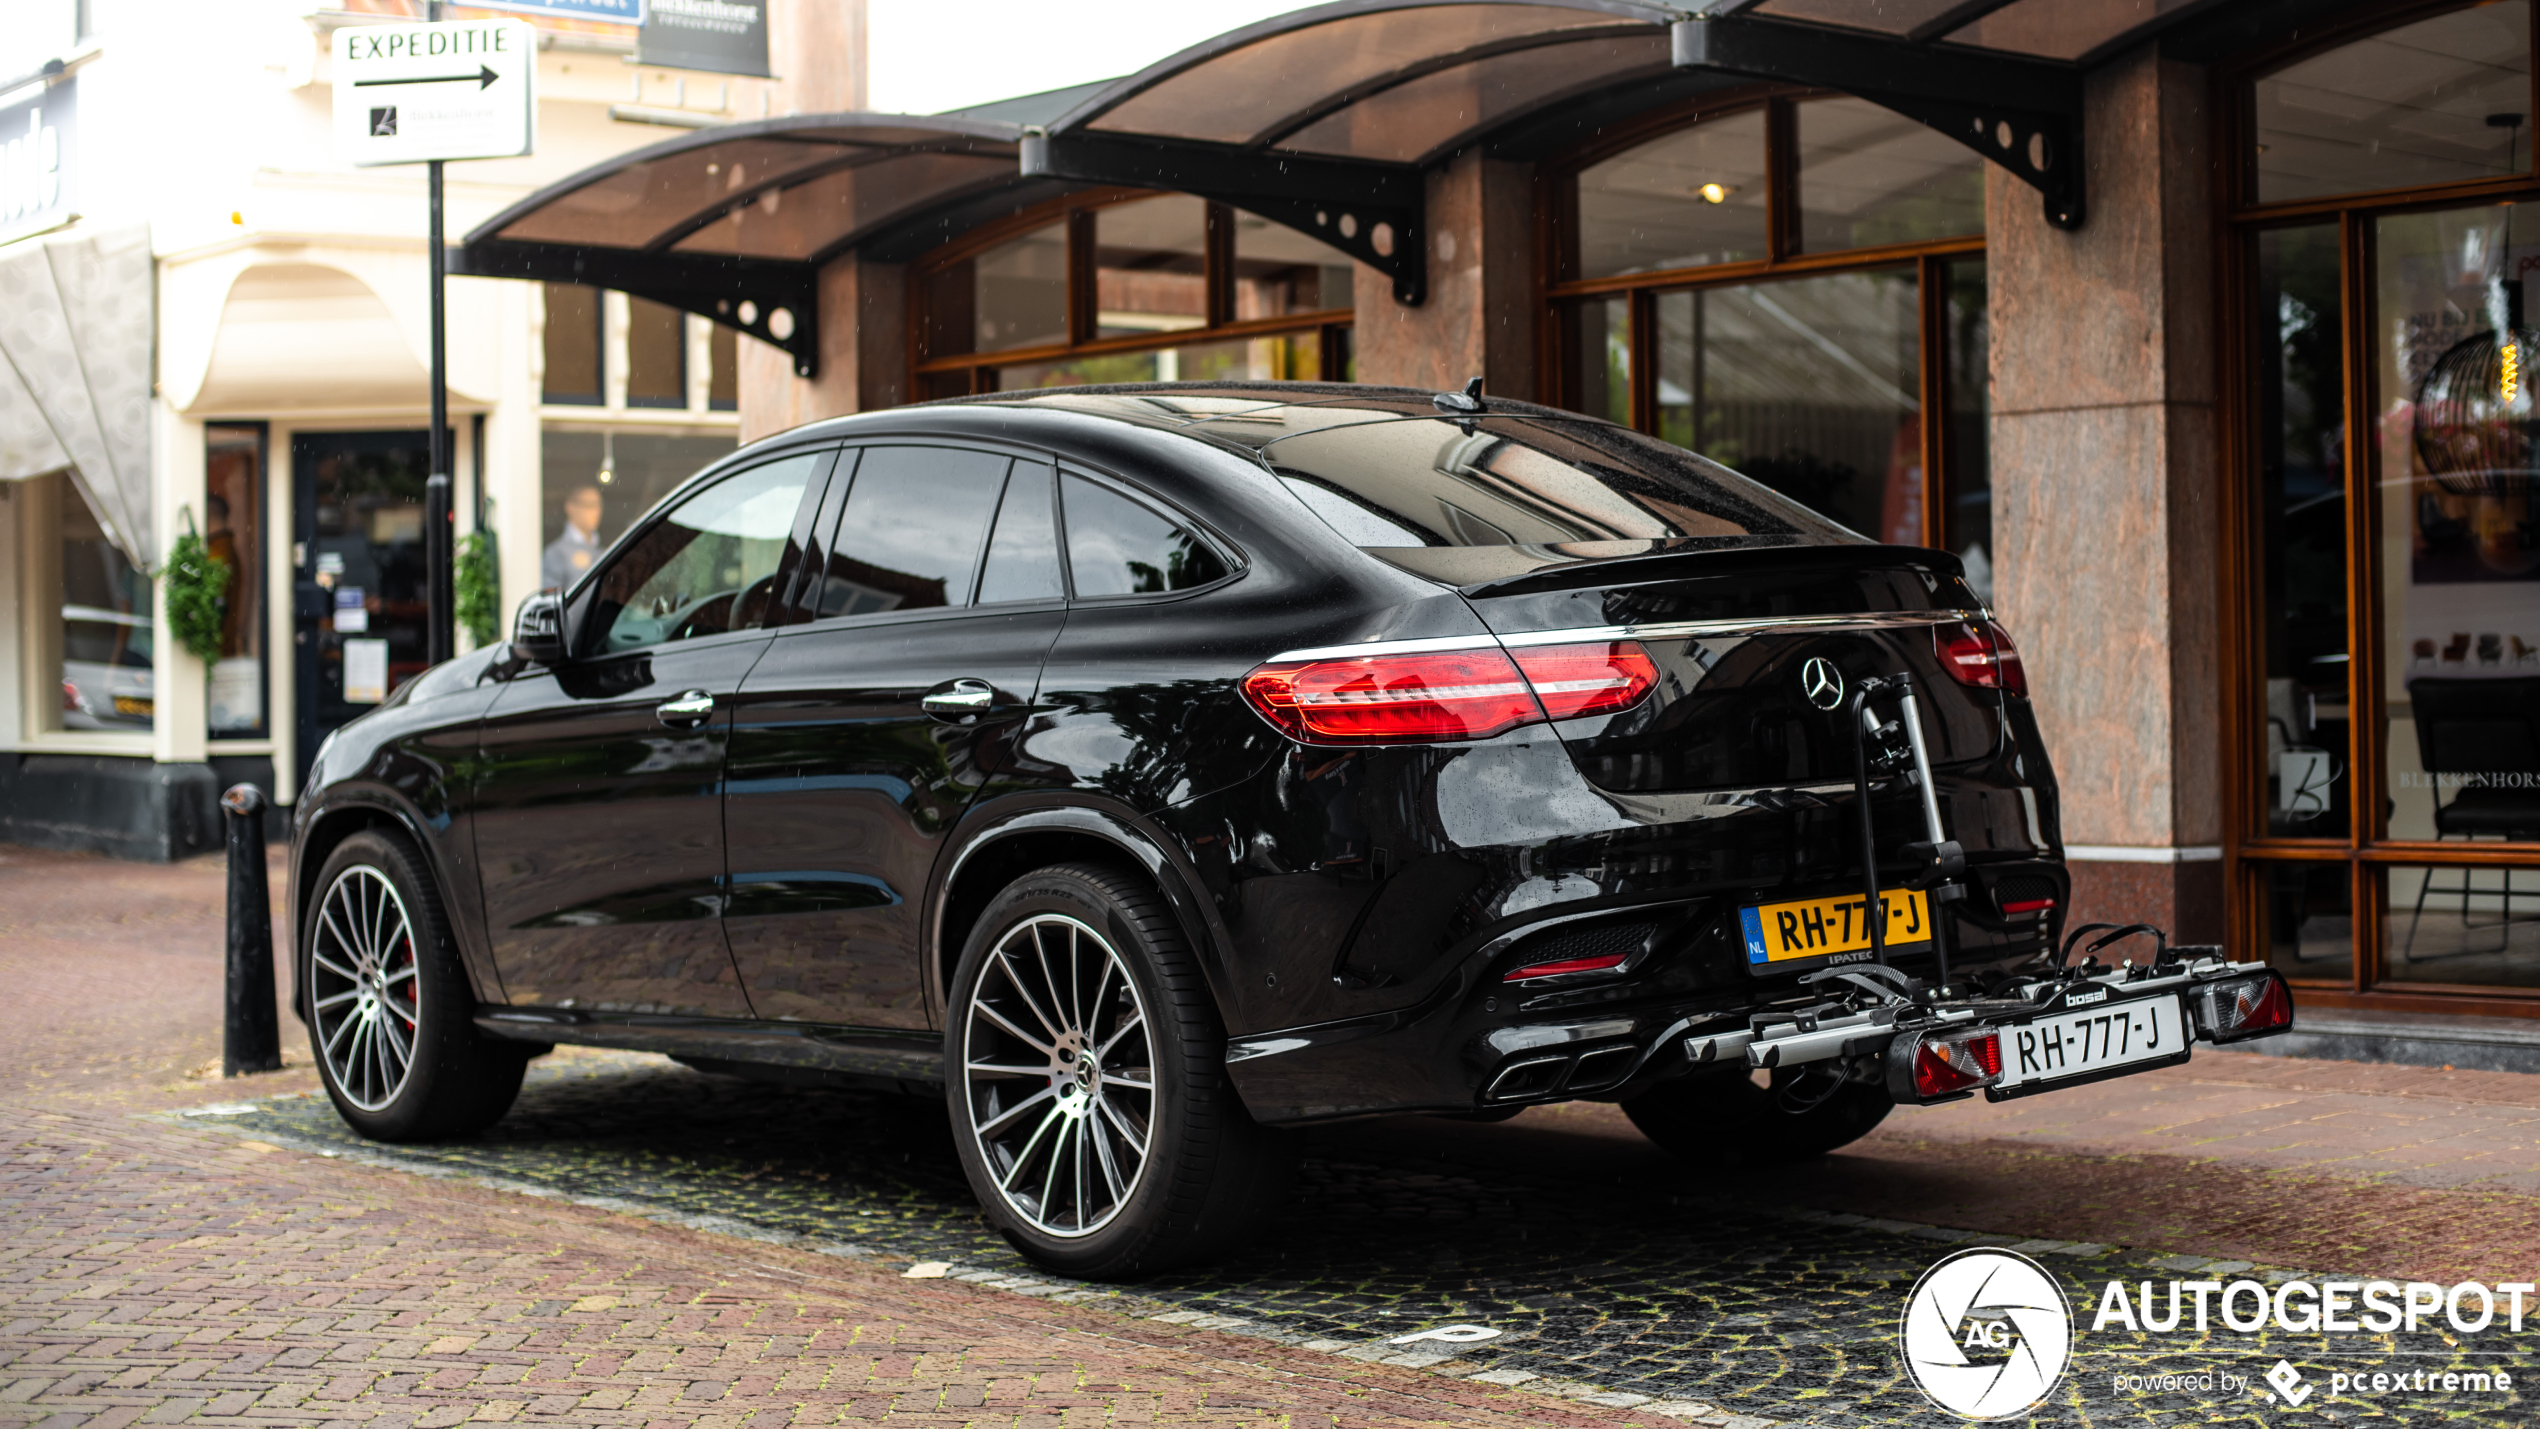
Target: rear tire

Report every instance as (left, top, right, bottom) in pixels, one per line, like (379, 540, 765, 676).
(1621, 1064, 1891, 1166)
(946, 862, 1292, 1278)
(303, 829, 529, 1141)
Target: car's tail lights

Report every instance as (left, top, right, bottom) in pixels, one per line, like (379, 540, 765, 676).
(62, 680, 82, 713)
(2002, 896, 2056, 916)
(1241, 640, 1656, 745)
(1892, 1026, 2004, 1101)
(1504, 951, 1631, 982)
(1240, 647, 1544, 744)
(2189, 971, 2295, 1043)
(1935, 619, 2028, 698)
(1508, 642, 1659, 721)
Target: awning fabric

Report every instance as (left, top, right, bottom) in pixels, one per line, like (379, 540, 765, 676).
(0, 224, 154, 570)
(459, 115, 1049, 378)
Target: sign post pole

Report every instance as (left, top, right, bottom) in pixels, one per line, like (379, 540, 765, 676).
(331, 8, 535, 667)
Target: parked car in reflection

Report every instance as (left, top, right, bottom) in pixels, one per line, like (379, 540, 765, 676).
(61, 604, 154, 729)
(287, 382, 2291, 1278)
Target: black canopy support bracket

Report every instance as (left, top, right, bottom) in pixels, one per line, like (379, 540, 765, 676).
(1672, 16, 2085, 231)
(1021, 132, 1428, 305)
(452, 239, 823, 378)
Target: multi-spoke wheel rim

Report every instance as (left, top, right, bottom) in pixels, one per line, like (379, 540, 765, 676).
(961, 914, 1156, 1238)
(309, 866, 421, 1112)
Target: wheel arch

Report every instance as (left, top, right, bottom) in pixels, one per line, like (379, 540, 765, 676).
(928, 799, 1237, 1029)
(292, 792, 500, 1021)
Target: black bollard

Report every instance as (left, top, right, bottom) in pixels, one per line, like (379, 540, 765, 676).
(221, 784, 282, 1076)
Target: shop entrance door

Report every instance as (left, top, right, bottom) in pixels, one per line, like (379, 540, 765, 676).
(293, 430, 436, 788)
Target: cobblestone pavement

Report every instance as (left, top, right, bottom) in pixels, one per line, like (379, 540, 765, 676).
(7, 842, 2540, 1426)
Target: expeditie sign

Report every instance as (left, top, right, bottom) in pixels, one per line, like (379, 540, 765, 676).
(331, 19, 537, 167)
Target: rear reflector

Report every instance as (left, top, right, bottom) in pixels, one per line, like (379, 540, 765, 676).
(1504, 951, 1631, 982)
(2189, 972, 2295, 1043)
(1935, 619, 2028, 698)
(1242, 640, 1654, 745)
(1508, 642, 1659, 721)
(1894, 1026, 2004, 1101)
(2002, 898, 2056, 915)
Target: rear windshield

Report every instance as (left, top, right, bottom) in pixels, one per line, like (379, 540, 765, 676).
(1197, 412, 1862, 551)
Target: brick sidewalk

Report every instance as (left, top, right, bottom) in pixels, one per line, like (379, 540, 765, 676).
(12, 840, 2540, 1424)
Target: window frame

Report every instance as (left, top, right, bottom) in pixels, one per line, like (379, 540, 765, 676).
(1541, 85, 1987, 553)
(910, 188, 1355, 396)
(2218, 0, 2540, 1012)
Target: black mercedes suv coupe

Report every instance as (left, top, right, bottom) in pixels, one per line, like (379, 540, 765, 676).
(289, 382, 2293, 1275)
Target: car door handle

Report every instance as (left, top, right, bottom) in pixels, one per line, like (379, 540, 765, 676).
(655, 690, 716, 729)
(922, 680, 997, 720)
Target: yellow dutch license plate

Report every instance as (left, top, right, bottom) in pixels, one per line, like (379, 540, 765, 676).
(1741, 887, 1932, 969)
(112, 696, 155, 717)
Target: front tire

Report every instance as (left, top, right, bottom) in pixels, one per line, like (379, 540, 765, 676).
(1621, 1063, 1892, 1166)
(304, 829, 528, 1141)
(946, 862, 1291, 1277)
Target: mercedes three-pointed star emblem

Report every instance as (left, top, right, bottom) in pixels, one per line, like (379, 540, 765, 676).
(1801, 656, 1845, 711)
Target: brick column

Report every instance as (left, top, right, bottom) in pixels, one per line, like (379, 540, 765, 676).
(1988, 47, 2225, 940)
(737, 258, 907, 444)
(1351, 151, 1539, 403)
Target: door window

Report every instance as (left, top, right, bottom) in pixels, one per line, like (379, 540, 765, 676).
(809, 446, 1010, 617)
(588, 454, 819, 654)
(976, 462, 1064, 604)
(1060, 472, 1228, 597)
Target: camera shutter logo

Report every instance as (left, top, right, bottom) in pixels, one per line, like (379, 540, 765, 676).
(1801, 657, 1845, 711)
(1901, 1248, 2073, 1419)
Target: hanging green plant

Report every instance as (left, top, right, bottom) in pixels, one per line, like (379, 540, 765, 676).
(455, 531, 500, 650)
(162, 511, 230, 666)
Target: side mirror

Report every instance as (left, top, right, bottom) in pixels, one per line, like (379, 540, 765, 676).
(511, 589, 567, 665)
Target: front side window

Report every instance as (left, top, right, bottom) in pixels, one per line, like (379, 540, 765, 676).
(810, 446, 1010, 617)
(588, 454, 819, 654)
(1061, 473, 1228, 596)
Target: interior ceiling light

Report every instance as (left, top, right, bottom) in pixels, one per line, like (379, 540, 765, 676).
(1697, 183, 1735, 204)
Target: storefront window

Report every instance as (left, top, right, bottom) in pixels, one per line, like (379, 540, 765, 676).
(541, 282, 603, 405)
(1097, 195, 1210, 338)
(2252, 223, 2349, 839)
(1796, 96, 1985, 254)
(2252, 2, 2532, 205)
(205, 424, 266, 737)
(625, 296, 685, 408)
(1574, 108, 1768, 279)
(2258, 860, 2354, 984)
(1653, 269, 1921, 542)
(57, 475, 153, 734)
(2375, 201, 2540, 846)
(1552, 94, 1984, 555)
(537, 429, 741, 593)
(915, 193, 1355, 396)
(2386, 862, 2540, 985)
(1940, 258, 1991, 598)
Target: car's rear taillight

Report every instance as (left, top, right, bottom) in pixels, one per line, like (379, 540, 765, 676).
(62, 680, 82, 712)
(1240, 647, 1544, 744)
(1935, 619, 2027, 698)
(1241, 641, 1655, 745)
(1889, 1026, 2003, 1102)
(1507, 642, 1658, 721)
(2189, 971, 2295, 1043)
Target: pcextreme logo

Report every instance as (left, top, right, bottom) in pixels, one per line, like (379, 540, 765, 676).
(1902, 1248, 2075, 1419)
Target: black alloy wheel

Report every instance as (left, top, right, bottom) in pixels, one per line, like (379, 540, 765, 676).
(1621, 1062, 1893, 1166)
(304, 829, 532, 1141)
(947, 862, 1292, 1277)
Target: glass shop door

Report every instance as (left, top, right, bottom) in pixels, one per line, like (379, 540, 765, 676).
(292, 430, 437, 789)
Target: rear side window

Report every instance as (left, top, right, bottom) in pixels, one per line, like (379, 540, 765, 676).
(1061, 472, 1228, 597)
(976, 462, 1064, 604)
(812, 446, 1008, 616)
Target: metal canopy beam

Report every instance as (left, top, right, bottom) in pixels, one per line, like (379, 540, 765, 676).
(454, 239, 822, 378)
(1672, 15, 2087, 230)
(1021, 132, 1428, 306)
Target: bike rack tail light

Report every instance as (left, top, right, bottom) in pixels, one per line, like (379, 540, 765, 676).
(2187, 968, 2295, 1044)
(1887, 1024, 2003, 1103)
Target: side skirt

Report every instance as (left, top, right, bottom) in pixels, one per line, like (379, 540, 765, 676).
(476, 1007, 945, 1088)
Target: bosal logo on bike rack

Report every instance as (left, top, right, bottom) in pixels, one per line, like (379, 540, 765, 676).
(1903, 1248, 2074, 1419)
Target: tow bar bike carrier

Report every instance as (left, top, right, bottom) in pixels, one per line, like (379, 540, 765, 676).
(1671, 670, 2296, 1104)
